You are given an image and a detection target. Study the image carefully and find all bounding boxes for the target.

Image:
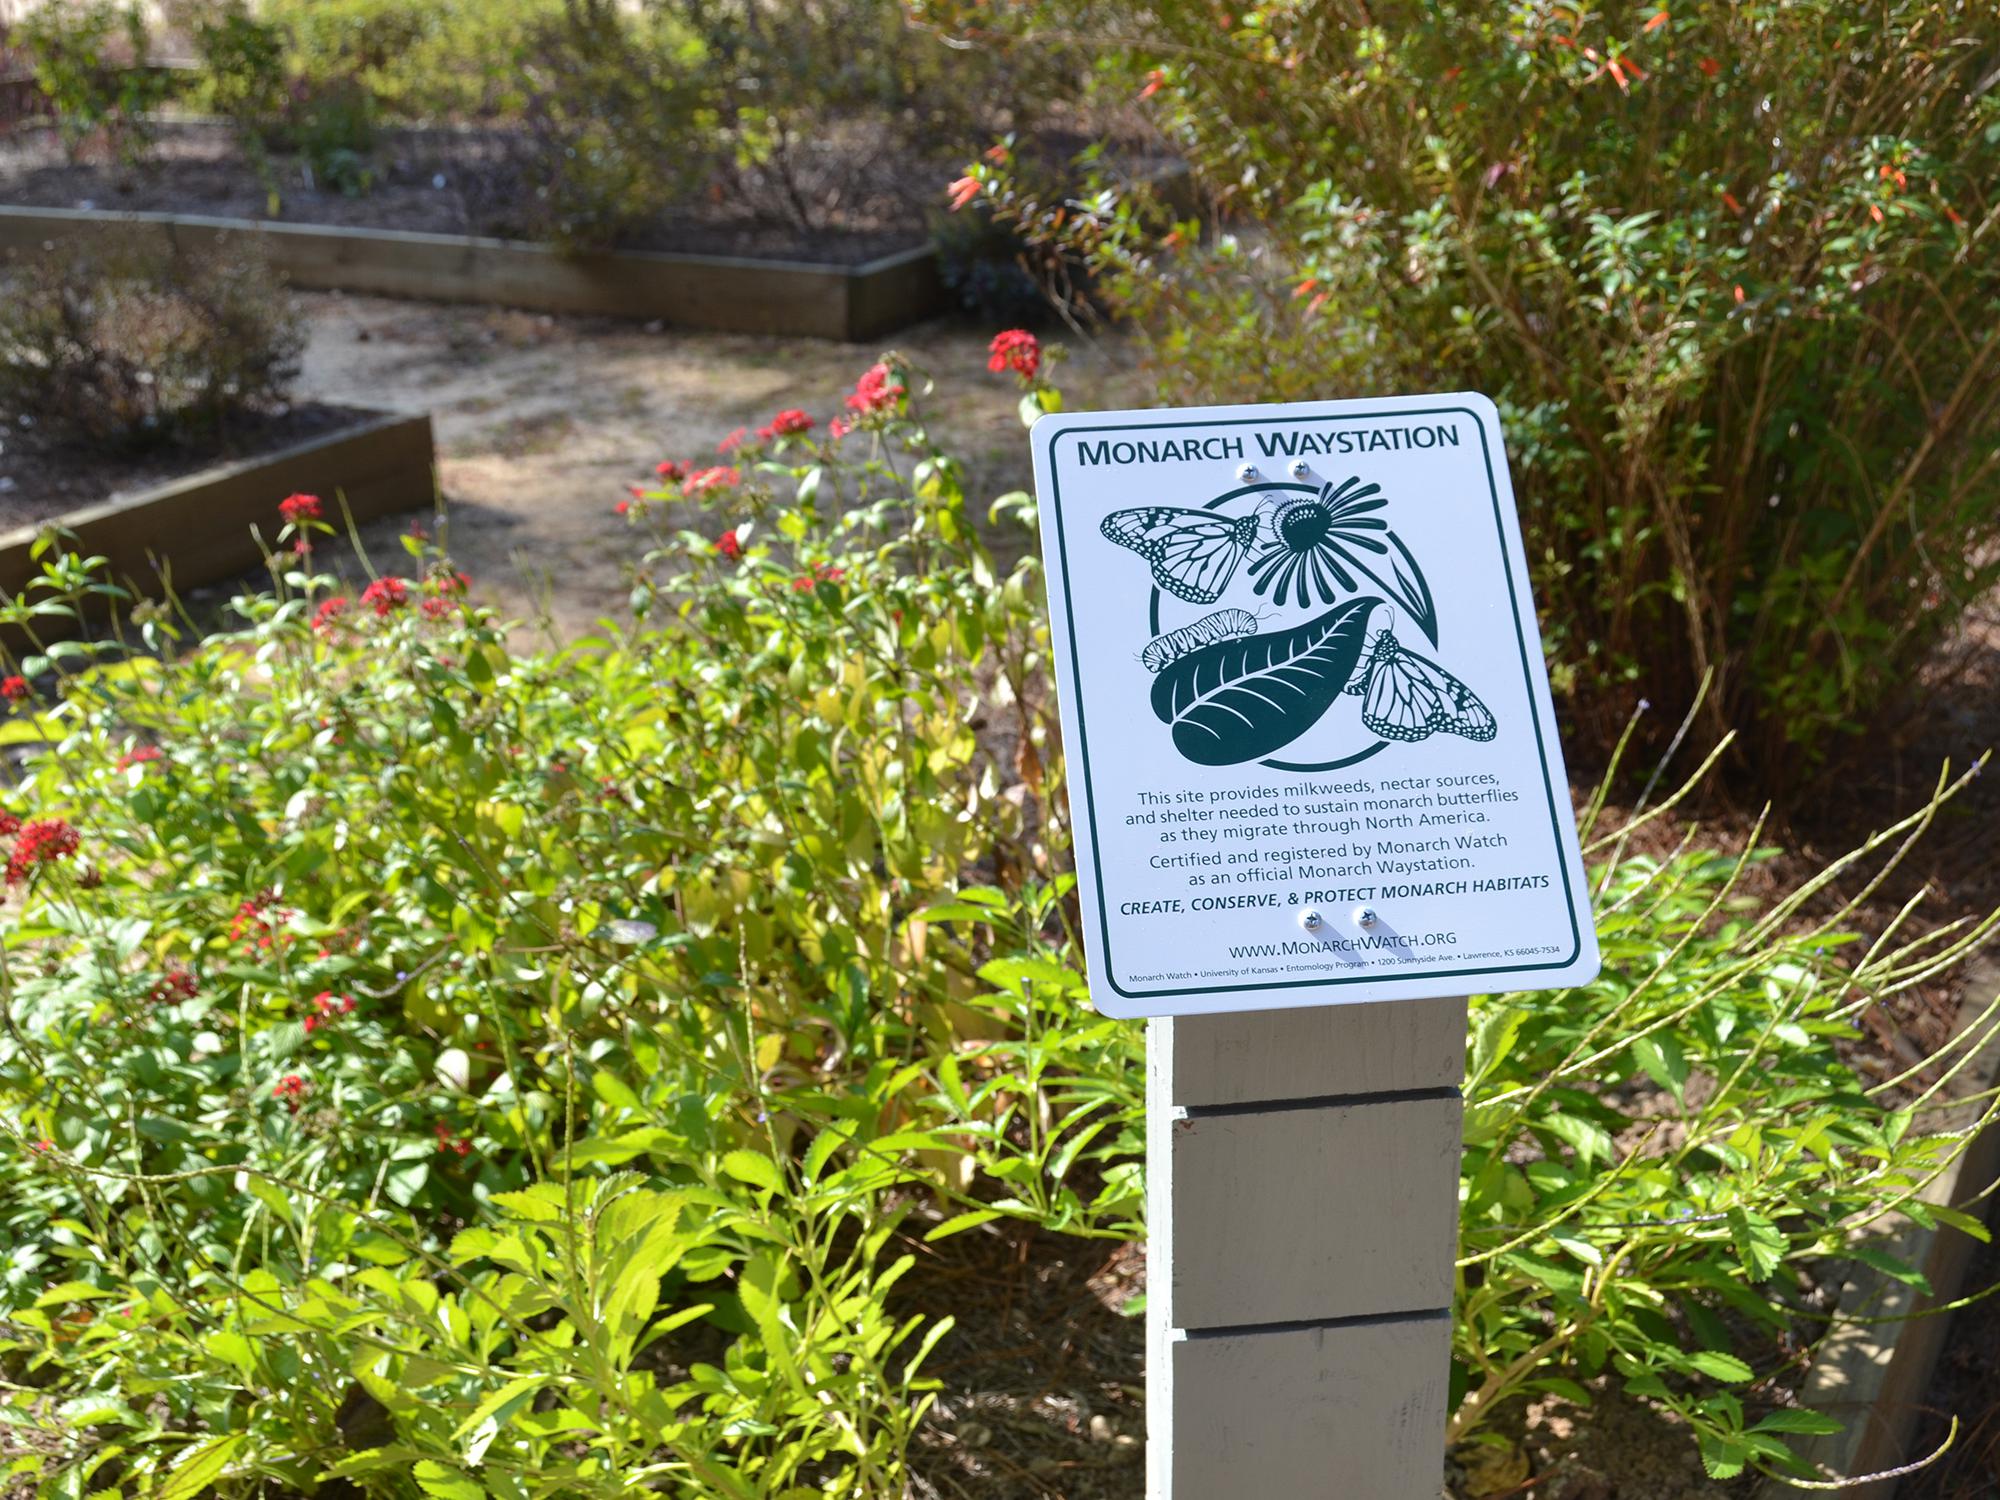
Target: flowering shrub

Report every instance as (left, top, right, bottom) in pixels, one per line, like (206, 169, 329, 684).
(0, 348, 1990, 1494)
(952, 0, 2000, 784)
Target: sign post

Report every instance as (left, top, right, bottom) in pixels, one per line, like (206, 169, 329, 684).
(1031, 394, 1599, 1497)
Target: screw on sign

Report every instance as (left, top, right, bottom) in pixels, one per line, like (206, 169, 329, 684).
(1030, 392, 1598, 1498)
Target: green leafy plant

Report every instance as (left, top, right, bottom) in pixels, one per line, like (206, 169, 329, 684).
(948, 0, 2000, 785)
(16, 0, 173, 165)
(0, 344, 1990, 1495)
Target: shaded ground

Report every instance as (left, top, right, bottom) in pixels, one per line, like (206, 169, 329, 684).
(0, 400, 367, 520)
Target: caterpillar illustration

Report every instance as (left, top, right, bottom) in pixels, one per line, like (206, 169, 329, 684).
(1140, 608, 1261, 672)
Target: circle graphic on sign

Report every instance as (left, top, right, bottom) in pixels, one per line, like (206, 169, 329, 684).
(1102, 478, 1499, 773)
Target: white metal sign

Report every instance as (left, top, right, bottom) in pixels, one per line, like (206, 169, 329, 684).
(1033, 393, 1599, 1018)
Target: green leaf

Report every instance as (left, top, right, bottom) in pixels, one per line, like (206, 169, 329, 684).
(158, 1435, 248, 1500)
(1687, 1350, 1754, 1383)
(413, 1461, 487, 1500)
(1750, 1409, 1843, 1436)
(721, 1149, 783, 1194)
(1149, 598, 1378, 765)
(924, 1209, 1004, 1242)
(1849, 1245, 1931, 1293)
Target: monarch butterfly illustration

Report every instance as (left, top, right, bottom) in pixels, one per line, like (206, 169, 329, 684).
(1100, 507, 1262, 604)
(1139, 608, 1261, 672)
(1345, 623, 1497, 743)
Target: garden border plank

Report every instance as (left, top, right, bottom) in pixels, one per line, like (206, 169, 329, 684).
(0, 203, 948, 340)
(0, 409, 435, 622)
(1756, 957, 2000, 1500)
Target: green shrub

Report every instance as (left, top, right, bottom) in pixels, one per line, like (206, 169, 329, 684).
(0, 348, 1990, 1493)
(16, 0, 173, 165)
(0, 231, 304, 451)
(955, 0, 2000, 785)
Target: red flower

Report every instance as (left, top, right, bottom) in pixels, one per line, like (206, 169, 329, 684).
(434, 1118, 472, 1156)
(0, 676, 28, 703)
(845, 363, 905, 415)
(312, 597, 350, 633)
(30, 1138, 53, 1153)
(614, 499, 630, 516)
(7, 819, 78, 885)
(361, 577, 410, 616)
(987, 329, 1041, 380)
(758, 408, 814, 440)
(0, 812, 19, 838)
(148, 964, 198, 1005)
(1139, 67, 1166, 100)
(947, 176, 981, 212)
(279, 493, 323, 523)
(656, 460, 688, 481)
(792, 562, 848, 592)
(115, 746, 163, 773)
(828, 417, 851, 440)
(685, 466, 740, 496)
(717, 529, 743, 561)
(421, 597, 454, 621)
(230, 890, 294, 951)
(717, 427, 749, 455)
(304, 990, 356, 1033)
(272, 1073, 309, 1110)
(1697, 55, 1719, 76)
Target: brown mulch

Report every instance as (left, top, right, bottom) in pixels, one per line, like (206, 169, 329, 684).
(898, 1225, 1146, 1500)
(0, 401, 372, 519)
(0, 118, 936, 265)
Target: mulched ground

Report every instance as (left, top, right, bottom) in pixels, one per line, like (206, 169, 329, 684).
(0, 401, 372, 520)
(897, 1225, 1146, 1500)
(0, 117, 934, 263)
(0, 400, 374, 524)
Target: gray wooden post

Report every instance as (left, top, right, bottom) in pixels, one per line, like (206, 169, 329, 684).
(1148, 997, 1469, 1498)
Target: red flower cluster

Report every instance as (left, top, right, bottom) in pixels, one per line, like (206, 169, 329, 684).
(421, 596, 455, 621)
(988, 329, 1040, 380)
(846, 363, 905, 415)
(303, 990, 356, 1034)
(716, 529, 743, 561)
(231, 890, 295, 952)
(6, 819, 78, 885)
(362, 577, 410, 616)
(792, 562, 847, 592)
(717, 427, 749, 455)
(148, 964, 198, 1005)
(1, 676, 28, 703)
(114, 745, 163, 773)
(657, 459, 687, 481)
(827, 417, 851, 441)
(435, 1119, 473, 1156)
(759, 408, 814, 439)
(272, 1074, 309, 1110)
(947, 175, 981, 212)
(0, 812, 19, 837)
(279, 493, 323, 524)
(685, 466, 740, 496)
(313, 597, 350, 633)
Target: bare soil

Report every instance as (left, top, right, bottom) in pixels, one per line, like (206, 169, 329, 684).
(0, 400, 372, 521)
(0, 118, 934, 262)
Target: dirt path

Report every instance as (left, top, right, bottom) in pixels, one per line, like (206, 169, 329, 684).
(289, 292, 1146, 640)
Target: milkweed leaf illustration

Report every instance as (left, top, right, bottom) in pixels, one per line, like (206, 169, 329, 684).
(1150, 598, 1380, 765)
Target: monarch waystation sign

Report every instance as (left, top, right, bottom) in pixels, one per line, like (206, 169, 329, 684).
(1033, 392, 1600, 1019)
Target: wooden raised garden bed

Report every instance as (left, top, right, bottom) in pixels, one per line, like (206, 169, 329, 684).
(0, 408, 435, 615)
(0, 203, 949, 342)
